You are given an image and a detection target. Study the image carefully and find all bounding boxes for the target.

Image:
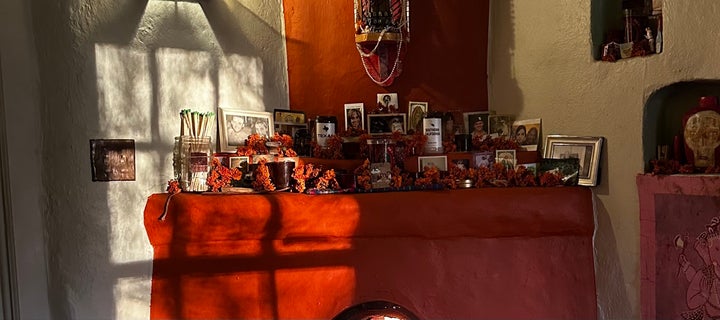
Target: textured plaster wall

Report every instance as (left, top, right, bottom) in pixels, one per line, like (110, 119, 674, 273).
(1, 0, 288, 318)
(489, 0, 720, 318)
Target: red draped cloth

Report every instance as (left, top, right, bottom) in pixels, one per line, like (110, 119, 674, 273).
(144, 187, 597, 319)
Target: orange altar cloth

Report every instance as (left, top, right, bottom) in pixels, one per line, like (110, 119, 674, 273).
(144, 187, 597, 319)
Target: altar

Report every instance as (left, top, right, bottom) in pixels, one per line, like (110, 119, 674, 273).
(144, 187, 597, 319)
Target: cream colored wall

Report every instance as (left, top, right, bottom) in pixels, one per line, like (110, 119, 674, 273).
(489, 0, 720, 318)
(0, 0, 288, 318)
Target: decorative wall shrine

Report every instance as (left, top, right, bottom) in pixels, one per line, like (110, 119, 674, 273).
(354, 0, 410, 86)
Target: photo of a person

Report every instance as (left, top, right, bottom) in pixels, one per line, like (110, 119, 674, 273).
(408, 102, 428, 133)
(390, 116, 405, 133)
(227, 115, 253, 146)
(526, 127, 539, 145)
(377, 93, 398, 113)
(464, 112, 489, 139)
(496, 149, 517, 169)
(555, 144, 593, 178)
(368, 114, 406, 135)
(418, 156, 448, 171)
(251, 118, 270, 138)
(489, 115, 512, 137)
(443, 112, 460, 139)
(514, 125, 527, 145)
(344, 103, 365, 131)
(473, 151, 495, 168)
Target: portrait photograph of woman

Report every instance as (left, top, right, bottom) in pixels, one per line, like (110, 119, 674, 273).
(511, 118, 542, 151)
(344, 103, 365, 131)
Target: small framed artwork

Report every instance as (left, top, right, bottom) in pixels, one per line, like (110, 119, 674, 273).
(344, 103, 365, 131)
(495, 149, 517, 169)
(543, 135, 604, 186)
(519, 162, 538, 175)
(229, 156, 250, 170)
(418, 155, 448, 171)
(450, 159, 470, 170)
(218, 107, 274, 152)
(273, 109, 305, 125)
(408, 101, 428, 133)
(463, 111, 491, 139)
(377, 93, 399, 112)
(489, 115, 513, 138)
(473, 151, 495, 168)
(511, 118, 542, 151)
(90, 139, 136, 181)
(367, 113, 407, 135)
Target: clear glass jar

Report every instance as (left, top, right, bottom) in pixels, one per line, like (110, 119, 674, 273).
(367, 138, 395, 189)
(173, 136, 212, 192)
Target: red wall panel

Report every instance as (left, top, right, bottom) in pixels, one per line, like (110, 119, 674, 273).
(283, 0, 490, 122)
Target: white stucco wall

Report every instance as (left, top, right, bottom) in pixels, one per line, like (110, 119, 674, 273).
(2, 0, 288, 318)
(489, 0, 720, 318)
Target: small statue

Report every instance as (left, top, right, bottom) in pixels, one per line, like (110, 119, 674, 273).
(683, 96, 720, 168)
(645, 27, 655, 53)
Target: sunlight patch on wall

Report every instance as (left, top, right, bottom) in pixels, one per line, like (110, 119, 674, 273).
(107, 182, 154, 264)
(114, 276, 151, 320)
(95, 44, 152, 137)
(219, 54, 264, 111)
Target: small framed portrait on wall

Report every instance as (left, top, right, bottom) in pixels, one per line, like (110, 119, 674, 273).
(367, 113, 407, 135)
(344, 103, 365, 131)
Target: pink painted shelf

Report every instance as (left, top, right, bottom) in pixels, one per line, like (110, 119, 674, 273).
(638, 174, 720, 320)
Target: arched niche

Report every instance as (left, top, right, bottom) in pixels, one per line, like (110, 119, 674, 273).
(643, 80, 720, 171)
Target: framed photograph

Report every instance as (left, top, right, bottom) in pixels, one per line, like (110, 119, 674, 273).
(344, 103, 365, 131)
(218, 108, 274, 152)
(496, 149, 517, 169)
(473, 151, 495, 168)
(450, 159, 470, 170)
(90, 139, 135, 181)
(377, 93, 399, 112)
(273, 109, 305, 125)
(511, 118, 542, 151)
(229, 156, 250, 170)
(418, 155, 448, 171)
(367, 113, 407, 135)
(543, 135, 604, 186)
(408, 101, 428, 133)
(489, 115, 513, 138)
(463, 111, 491, 139)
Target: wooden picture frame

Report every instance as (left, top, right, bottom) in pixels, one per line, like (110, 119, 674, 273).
(543, 135, 604, 186)
(367, 113, 406, 135)
(344, 103, 365, 131)
(218, 108, 273, 152)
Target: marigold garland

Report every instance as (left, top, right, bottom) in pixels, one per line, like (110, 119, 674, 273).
(207, 157, 243, 192)
(237, 134, 268, 156)
(292, 163, 321, 193)
(270, 133, 298, 157)
(473, 136, 520, 152)
(415, 166, 440, 187)
(252, 159, 275, 192)
(312, 135, 344, 159)
(314, 169, 341, 191)
(353, 159, 372, 191)
(538, 171, 563, 187)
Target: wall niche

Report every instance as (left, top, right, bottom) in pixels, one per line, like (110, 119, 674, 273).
(643, 81, 720, 171)
(591, 0, 662, 61)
